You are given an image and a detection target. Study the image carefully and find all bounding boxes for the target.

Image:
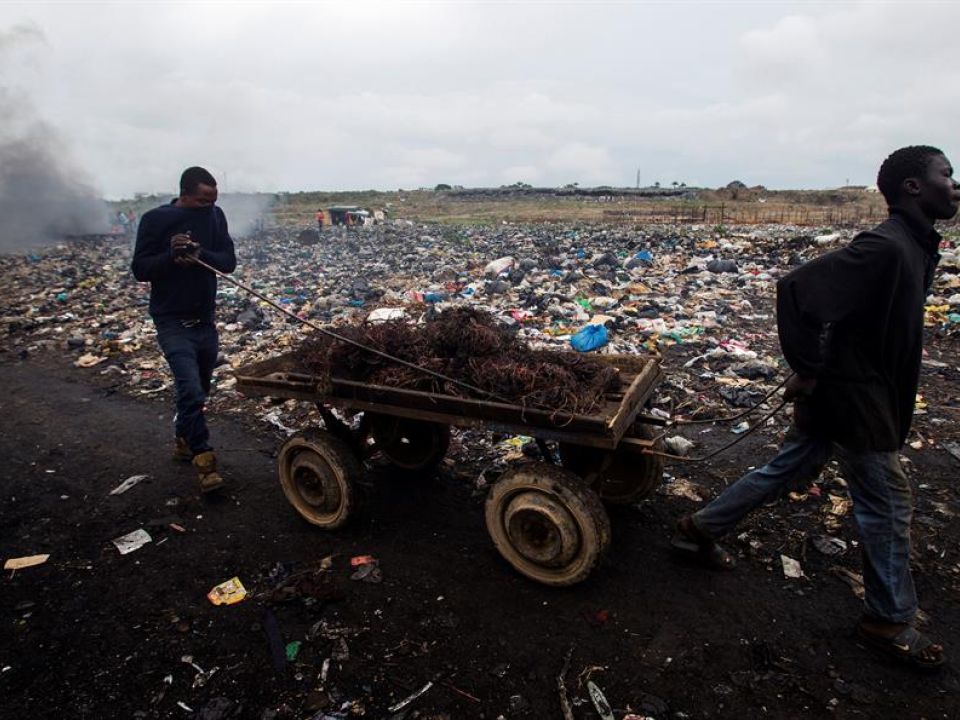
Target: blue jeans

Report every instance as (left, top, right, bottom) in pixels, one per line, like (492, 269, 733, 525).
(155, 318, 218, 455)
(692, 428, 916, 624)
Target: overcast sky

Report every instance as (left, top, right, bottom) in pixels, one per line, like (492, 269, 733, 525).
(1, 1, 959, 199)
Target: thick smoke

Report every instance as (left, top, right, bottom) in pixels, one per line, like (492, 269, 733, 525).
(0, 25, 110, 253)
(217, 193, 275, 238)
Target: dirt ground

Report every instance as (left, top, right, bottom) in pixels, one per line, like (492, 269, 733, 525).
(2, 329, 959, 719)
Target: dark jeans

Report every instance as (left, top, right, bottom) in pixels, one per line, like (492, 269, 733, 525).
(155, 318, 218, 454)
(692, 428, 916, 624)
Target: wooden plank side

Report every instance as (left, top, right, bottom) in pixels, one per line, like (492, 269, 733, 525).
(235, 350, 663, 445)
(606, 360, 663, 439)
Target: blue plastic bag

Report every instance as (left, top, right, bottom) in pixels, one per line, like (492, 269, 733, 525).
(570, 324, 608, 352)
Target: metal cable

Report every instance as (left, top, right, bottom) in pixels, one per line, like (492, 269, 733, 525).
(642, 398, 789, 463)
(190, 256, 522, 405)
(669, 372, 793, 425)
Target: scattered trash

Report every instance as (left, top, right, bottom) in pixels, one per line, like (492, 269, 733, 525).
(941, 442, 960, 464)
(112, 528, 152, 555)
(570, 323, 609, 352)
(660, 477, 706, 502)
(285, 640, 302, 661)
(74, 353, 107, 368)
(387, 678, 435, 713)
(830, 566, 865, 600)
(207, 577, 247, 605)
(587, 680, 616, 720)
(350, 558, 383, 584)
(810, 535, 848, 556)
(780, 554, 804, 579)
(181, 655, 219, 689)
(4, 554, 50, 571)
(557, 645, 575, 720)
(367, 307, 408, 323)
(108, 474, 149, 496)
(664, 436, 695, 456)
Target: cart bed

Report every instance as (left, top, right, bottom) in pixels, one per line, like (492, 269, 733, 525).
(235, 350, 663, 450)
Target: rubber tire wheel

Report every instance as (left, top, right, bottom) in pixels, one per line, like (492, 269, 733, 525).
(369, 414, 450, 472)
(278, 430, 361, 528)
(559, 424, 664, 504)
(485, 462, 611, 586)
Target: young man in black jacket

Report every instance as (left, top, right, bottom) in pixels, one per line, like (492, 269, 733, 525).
(131, 166, 237, 492)
(674, 146, 959, 670)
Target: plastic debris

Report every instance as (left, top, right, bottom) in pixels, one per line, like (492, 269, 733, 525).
(207, 577, 247, 605)
(587, 680, 615, 720)
(4, 554, 50, 571)
(387, 679, 435, 713)
(112, 528, 152, 555)
(942, 442, 960, 464)
(810, 535, 848, 556)
(74, 353, 107, 368)
(780, 554, 804, 579)
(570, 324, 608, 352)
(108, 474, 149, 496)
(664, 436, 695, 456)
(350, 557, 383, 583)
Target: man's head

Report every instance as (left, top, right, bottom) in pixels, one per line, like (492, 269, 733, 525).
(178, 166, 218, 208)
(877, 146, 960, 221)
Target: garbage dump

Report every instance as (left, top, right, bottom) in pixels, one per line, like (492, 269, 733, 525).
(1, 216, 958, 719)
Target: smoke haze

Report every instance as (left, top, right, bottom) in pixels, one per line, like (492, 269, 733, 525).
(217, 193, 274, 238)
(0, 24, 110, 253)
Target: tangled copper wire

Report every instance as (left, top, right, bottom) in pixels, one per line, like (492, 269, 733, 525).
(295, 308, 621, 414)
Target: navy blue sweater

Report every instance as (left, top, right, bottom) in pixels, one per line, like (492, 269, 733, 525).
(131, 201, 237, 321)
(776, 210, 940, 451)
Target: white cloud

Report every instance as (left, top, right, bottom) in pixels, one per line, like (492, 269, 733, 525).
(2, 1, 960, 197)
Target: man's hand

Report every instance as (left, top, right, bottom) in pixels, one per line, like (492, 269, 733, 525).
(784, 374, 817, 402)
(171, 233, 200, 266)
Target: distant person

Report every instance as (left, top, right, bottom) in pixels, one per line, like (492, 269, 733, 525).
(131, 166, 237, 493)
(316, 208, 325, 231)
(673, 146, 959, 671)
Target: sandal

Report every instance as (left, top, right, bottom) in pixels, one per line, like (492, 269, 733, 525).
(670, 516, 736, 571)
(856, 622, 945, 672)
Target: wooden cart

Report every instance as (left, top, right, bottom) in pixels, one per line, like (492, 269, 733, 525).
(235, 351, 664, 586)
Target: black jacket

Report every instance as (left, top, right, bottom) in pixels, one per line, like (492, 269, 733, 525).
(131, 201, 236, 321)
(776, 210, 941, 451)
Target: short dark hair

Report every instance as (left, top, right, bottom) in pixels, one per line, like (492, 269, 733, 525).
(179, 166, 217, 196)
(876, 145, 943, 205)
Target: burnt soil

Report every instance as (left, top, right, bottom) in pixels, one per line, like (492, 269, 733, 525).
(2, 341, 960, 720)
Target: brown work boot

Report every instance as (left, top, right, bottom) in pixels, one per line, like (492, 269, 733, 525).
(173, 436, 192, 462)
(192, 451, 225, 493)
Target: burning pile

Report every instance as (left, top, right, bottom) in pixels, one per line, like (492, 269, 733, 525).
(294, 307, 620, 414)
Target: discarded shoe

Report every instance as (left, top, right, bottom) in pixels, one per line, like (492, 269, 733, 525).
(670, 515, 736, 570)
(192, 450, 225, 493)
(173, 436, 192, 462)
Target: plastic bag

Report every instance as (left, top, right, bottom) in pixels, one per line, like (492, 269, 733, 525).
(570, 324, 608, 352)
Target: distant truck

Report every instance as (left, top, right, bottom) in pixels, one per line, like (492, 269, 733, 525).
(327, 205, 375, 227)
